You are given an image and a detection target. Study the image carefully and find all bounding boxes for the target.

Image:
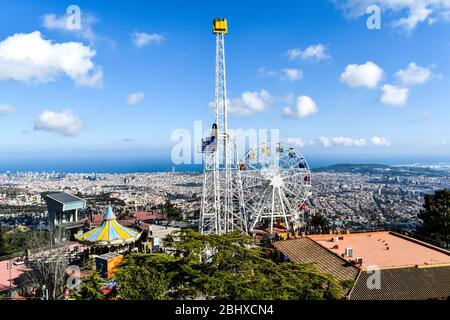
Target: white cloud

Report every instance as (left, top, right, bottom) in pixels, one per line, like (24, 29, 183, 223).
(228, 90, 272, 117)
(0, 104, 16, 115)
(42, 13, 99, 45)
(393, 4, 433, 31)
(34, 109, 84, 137)
(127, 92, 145, 105)
(287, 135, 391, 148)
(331, 136, 367, 147)
(287, 44, 329, 61)
(380, 84, 409, 106)
(395, 62, 433, 86)
(131, 31, 164, 47)
(286, 137, 307, 148)
(371, 136, 391, 146)
(315, 136, 366, 148)
(0, 31, 102, 87)
(258, 67, 277, 77)
(42, 13, 67, 30)
(282, 95, 319, 118)
(258, 67, 303, 81)
(317, 137, 332, 148)
(281, 68, 303, 81)
(334, 0, 450, 32)
(340, 61, 384, 88)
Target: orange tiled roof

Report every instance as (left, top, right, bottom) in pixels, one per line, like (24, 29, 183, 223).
(307, 231, 450, 269)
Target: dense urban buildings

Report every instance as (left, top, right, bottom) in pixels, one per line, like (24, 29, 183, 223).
(1, 164, 447, 235)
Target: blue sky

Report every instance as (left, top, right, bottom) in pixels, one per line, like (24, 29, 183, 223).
(0, 0, 449, 170)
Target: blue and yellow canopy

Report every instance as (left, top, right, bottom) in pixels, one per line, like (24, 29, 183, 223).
(76, 206, 141, 247)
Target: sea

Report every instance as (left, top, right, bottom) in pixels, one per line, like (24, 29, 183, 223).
(0, 154, 448, 173)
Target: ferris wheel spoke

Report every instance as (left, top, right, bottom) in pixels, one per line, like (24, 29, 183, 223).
(282, 181, 310, 190)
(249, 185, 271, 218)
(281, 190, 303, 226)
(276, 187, 290, 227)
(281, 185, 306, 203)
(239, 172, 268, 180)
(270, 187, 276, 231)
(282, 177, 305, 185)
(280, 190, 295, 214)
(243, 182, 267, 190)
(244, 187, 268, 202)
(277, 186, 290, 207)
(285, 171, 309, 179)
(284, 176, 310, 185)
(286, 187, 309, 198)
(246, 184, 269, 208)
(280, 180, 304, 192)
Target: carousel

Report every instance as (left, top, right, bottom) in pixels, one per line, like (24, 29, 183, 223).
(75, 206, 142, 254)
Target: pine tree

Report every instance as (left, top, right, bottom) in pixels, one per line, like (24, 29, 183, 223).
(0, 226, 6, 256)
(417, 189, 450, 248)
(77, 262, 105, 300)
(115, 229, 343, 300)
(164, 199, 183, 221)
(115, 265, 169, 300)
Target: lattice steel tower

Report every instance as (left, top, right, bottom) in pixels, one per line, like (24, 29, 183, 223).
(199, 18, 247, 235)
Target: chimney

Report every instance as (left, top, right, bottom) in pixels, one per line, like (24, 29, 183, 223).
(345, 247, 353, 257)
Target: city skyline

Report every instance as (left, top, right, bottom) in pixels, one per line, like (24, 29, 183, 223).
(1, 0, 449, 170)
(1, 1, 450, 306)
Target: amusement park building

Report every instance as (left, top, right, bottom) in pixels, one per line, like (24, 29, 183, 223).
(75, 206, 141, 253)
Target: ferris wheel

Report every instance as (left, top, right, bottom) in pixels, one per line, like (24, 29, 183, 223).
(239, 142, 312, 233)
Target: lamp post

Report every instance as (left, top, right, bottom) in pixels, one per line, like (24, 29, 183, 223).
(6, 261, 12, 289)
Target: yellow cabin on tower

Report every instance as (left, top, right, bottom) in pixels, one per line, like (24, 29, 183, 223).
(213, 18, 228, 34)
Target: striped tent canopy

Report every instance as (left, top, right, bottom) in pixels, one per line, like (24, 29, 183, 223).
(76, 206, 141, 247)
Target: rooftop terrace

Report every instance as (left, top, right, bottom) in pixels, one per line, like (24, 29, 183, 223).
(307, 231, 450, 269)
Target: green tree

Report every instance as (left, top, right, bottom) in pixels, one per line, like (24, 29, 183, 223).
(116, 229, 343, 300)
(0, 226, 8, 256)
(77, 262, 105, 300)
(115, 265, 169, 300)
(310, 213, 329, 229)
(417, 189, 450, 248)
(0, 229, 50, 257)
(164, 199, 183, 221)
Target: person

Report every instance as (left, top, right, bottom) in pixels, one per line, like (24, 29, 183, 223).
(148, 225, 153, 236)
(41, 285, 47, 300)
(63, 288, 70, 299)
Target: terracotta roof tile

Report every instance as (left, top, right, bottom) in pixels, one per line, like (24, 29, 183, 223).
(273, 238, 359, 282)
(350, 266, 450, 300)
